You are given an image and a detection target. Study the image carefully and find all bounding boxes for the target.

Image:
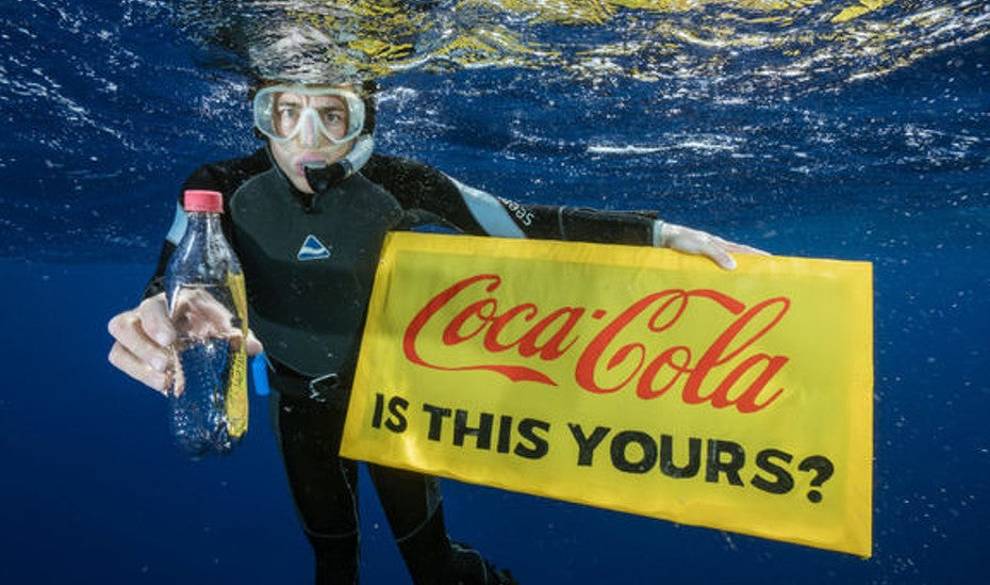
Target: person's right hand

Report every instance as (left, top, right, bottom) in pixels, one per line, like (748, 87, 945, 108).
(107, 292, 262, 396)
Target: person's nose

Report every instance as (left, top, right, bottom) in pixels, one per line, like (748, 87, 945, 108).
(297, 122, 320, 148)
(295, 109, 324, 149)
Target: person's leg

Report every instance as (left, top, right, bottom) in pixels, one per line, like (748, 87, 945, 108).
(273, 391, 361, 585)
(368, 464, 517, 585)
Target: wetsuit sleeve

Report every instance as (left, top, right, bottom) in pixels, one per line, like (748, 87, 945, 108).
(142, 150, 269, 299)
(362, 155, 659, 245)
(142, 213, 179, 299)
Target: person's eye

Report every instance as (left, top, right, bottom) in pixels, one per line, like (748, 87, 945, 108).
(277, 105, 300, 118)
(319, 109, 345, 125)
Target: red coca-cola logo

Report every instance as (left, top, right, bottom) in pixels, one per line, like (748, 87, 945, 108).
(403, 274, 791, 414)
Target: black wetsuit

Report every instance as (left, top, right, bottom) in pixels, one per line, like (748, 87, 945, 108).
(145, 147, 658, 585)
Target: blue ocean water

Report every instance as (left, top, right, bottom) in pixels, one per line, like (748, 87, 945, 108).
(1, 1, 988, 584)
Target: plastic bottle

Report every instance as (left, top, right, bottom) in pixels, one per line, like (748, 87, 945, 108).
(164, 189, 249, 456)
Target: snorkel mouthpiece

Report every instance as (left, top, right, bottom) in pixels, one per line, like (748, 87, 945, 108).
(303, 160, 328, 171)
(304, 163, 345, 194)
(301, 135, 375, 194)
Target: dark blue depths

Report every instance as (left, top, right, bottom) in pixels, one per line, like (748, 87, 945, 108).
(0, 2, 988, 584)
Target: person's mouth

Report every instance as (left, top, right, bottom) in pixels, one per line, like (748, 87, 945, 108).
(294, 155, 328, 176)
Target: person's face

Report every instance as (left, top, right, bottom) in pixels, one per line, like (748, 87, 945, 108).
(267, 88, 354, 194)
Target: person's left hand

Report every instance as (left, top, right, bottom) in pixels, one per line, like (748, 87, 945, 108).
(658, 222, 770, 270)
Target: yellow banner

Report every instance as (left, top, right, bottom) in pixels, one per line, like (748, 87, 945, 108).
(341, 232, 873, 557)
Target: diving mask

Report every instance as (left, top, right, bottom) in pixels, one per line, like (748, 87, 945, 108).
(253, 85, 365, 145)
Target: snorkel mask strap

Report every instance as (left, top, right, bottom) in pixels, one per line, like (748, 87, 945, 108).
(302, 134, 375, 194)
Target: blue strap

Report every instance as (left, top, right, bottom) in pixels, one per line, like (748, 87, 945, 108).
(250, 352, 271, 396)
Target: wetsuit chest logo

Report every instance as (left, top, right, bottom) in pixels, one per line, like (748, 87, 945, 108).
(297, 234, 332, 261)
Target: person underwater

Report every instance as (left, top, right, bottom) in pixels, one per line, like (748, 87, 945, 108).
(107, 76, 767, 584)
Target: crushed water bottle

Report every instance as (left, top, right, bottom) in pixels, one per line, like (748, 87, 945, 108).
(164, 190, 249, 456)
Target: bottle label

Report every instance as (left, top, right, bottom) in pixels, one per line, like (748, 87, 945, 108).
(225, 272, 249, 439)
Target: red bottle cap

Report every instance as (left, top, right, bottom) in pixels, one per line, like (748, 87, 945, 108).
(183, 190, 224, 213)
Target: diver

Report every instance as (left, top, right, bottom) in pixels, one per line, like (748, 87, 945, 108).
(106, 79, 765, 584)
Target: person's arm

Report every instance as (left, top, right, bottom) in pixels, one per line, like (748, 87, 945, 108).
(143, 152, 267, 297)
(363, 155, 766, 269)
(108, 156, 266, 395)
